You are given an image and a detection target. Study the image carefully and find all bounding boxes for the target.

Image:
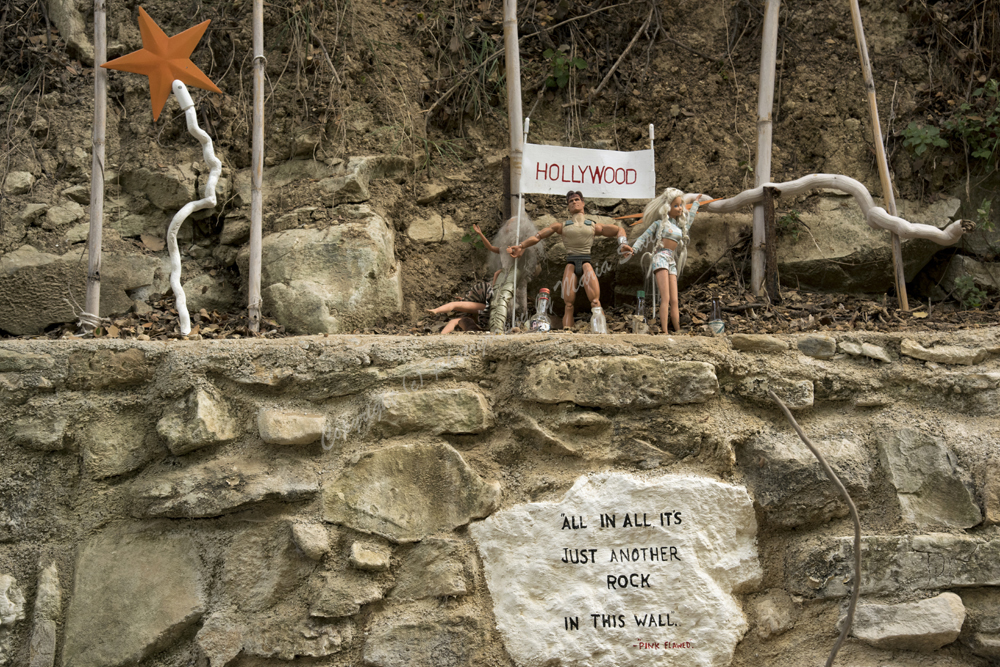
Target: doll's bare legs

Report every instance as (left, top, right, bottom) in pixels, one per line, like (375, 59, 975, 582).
(561, 264, 577, 329)
(580, 263, 600, 309)
(427, 301, 487, 315)
(441, 316, 480, 334)
(653, 269, 681, 333)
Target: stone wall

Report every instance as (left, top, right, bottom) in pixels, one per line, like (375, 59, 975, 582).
(1, 329, 999, 667)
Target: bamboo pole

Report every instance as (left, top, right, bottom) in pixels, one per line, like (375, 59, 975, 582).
(848, 0, 908, 310)
(84, 0, 107, 331)
(751, 0, 780, 296)
(248, 0, 264, 332)
(504, 0, 523, 219)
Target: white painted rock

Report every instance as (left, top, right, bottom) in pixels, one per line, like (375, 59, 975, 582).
(470, 473, 762, 667)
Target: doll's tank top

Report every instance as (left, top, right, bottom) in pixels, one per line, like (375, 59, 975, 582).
(563, 219, 596, 255)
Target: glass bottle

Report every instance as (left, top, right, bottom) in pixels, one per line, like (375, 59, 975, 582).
(636, 290, 646, 323)
(529, 288, 552, 332)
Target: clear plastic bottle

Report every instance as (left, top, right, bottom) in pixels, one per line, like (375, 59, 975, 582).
(709, 298, 725, 334)
(529, 288, 552, 332)
(636, 290, 646, 323)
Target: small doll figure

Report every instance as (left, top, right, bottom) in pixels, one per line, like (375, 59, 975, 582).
(428, 217, 544, 333)
(628, 187, 711, 333)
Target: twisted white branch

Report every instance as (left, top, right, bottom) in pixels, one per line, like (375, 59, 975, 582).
(701, 174, 971, 245)
(166, 80, 222, 335)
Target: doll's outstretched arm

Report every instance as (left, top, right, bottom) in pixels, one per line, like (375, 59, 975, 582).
(509, 223, 558, 258)
(473, 224, 500, 254)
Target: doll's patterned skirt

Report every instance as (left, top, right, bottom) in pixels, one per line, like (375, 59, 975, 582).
(651, 248, 678, 275)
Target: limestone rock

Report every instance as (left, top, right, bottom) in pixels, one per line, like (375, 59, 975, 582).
(318, 155, 412, 205)
(737, 376, 814, 409)
(219, 217, 250, 245)
(379, 387, 492, 435)
(28, 563, 60, 667)
(196, 612, 243, 667)
(350, 543, 391, 572)
(390, 538, 468, 600)
(362, 610, 483, 667)
(878, 428, 982, 529)
(513, 408, 613, 459)
(984, 465, 1000, 526)
(416, 182, 450, 205)
(2, 171, 34, 195)
(774, 195, 960, 292)
(62, 185, 89, 204)
(222, 525, 307, 612)
(132, 455, 320, 518)
(958, 588, 1000, 659)
(407, 213, 463, 243)
(240, 616, 352, 659)
(258, 409, 326, 445)
(847, 592, 965, 651)
(81, 412, 158, 479)
(0, 576, 25, 626)
(0, 349, 54, 372)
(11, 417, 68, 451)
(309, 571, 384, 618)
(120, 165, 197, 211)
(787, 533, 1000, 599)
(754, 589, 798, 640)
(739, 432, 870, 527)
(248, 207, 403, 334)
(15, 203, 47, 225)
(939, 254, 1000, 293)
(182, 274, 237, 314)
(523, 356, 718, 408)
(731, 334, 788, 353)
(61, 530, 206, 667)
(323, 442, 500, 543)
(291, 523, 330, 561)
(44, 0, 94, 63)
(42, 201, 84, 230)
(838, 341, 891, 363)
(0, 575, 25, 667)
(797, 334, 837, 359)
(0, 248, 163, 335)
(470, 473, 762, 667)
(156, 386, 238, 455)
(900, 339, 989, 366)
(67, 348, 151, 389)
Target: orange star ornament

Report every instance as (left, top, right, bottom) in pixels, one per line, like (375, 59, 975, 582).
(103, 7, 222, 121)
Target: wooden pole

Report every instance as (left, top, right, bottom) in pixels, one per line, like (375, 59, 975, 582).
(502, 156, 511, 221)
(84, 0, 107, 330)
(751, 0, 779, 296)
(848, 0, 908, 310)
(248, 0, 264, 332)
(763, 186, 780, 303)
(503, 0, 523, 218)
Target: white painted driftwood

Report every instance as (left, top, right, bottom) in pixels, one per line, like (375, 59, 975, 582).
(701, 174, 972, 245)
(166, 80, 222, 336)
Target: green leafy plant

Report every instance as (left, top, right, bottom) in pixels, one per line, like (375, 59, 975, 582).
(542, 47, 586, 89)
(953, 274, 988, 310)
(977, 198, 994, 232)
(460, 225, 485, 250)
(943, 80, 1000, 166)
(902, 122, 948, 156)
(777, 209, 804, 243)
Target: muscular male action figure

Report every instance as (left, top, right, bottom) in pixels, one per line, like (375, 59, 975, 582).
(508, 191, 632, 331)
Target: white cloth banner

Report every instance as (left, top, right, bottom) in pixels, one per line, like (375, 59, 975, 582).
(520, 143, 655, 199)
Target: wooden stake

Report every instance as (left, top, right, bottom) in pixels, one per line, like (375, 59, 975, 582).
(84, 0, 107, 331)
(502, 156, 511, 222)
(751, 0, 779, 296)
(503, 0, 523, 218)
(763, 186, 780, 304)
(848, 0, 908, 310)
(248, 0, 264, 332)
